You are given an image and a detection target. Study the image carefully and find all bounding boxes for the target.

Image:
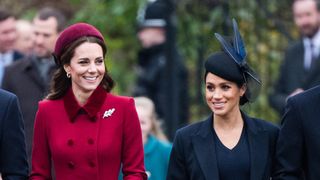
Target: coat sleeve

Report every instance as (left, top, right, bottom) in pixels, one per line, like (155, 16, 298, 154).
(0, 93, 29, 179)
(167, 130, 189, 180)
(121, 98, 147, 180)
(274, 97, 304, 180)
(29, 103, 52, 180)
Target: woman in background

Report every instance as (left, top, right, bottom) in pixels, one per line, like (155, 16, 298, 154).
(30, 23, 147, 180)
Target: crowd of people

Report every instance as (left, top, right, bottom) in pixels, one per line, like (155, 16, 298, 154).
(1, 0, 320, 179)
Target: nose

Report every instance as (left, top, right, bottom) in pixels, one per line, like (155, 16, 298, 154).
(212, 89, 222, 99)
(35, 35, 44, 45)
(88, 63, 97, 73)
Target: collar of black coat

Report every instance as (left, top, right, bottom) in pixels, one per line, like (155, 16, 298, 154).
(63, 85, 107, 122)
(196, 111, 259, 138)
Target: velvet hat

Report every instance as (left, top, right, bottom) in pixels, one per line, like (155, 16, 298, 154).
(205, 51, 245, 85)
(54, 22, 105, 62)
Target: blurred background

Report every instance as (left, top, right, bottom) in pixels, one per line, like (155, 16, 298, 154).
(2, 0, 297, 124)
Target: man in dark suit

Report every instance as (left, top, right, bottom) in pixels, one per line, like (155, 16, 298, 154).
(0, 89, 28, 179)
(133, 0, 189, 140)
(275, 84, 320, 180)
(0, 9, 23, 87)
(269, 0, 320, 115)
(2, 7, 66, 168)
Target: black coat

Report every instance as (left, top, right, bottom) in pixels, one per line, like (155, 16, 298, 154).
(269, 40, 320, 115)
(133, 44, 189, 140)
(0, 89, 29, 179)
(167, 113, 279, 180)
(274, 85, 320, 180)
(2, 56, 56, 168)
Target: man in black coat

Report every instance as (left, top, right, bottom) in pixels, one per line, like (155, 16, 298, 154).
(0, 89, 28, 179)
(133, 0, 189, 140)
(2, 7, 66, 168)
(275, 84, 320, 180)
(269, 0, 320, 115)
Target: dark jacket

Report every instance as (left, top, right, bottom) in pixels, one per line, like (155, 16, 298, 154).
(269, 40, 320, 115)
(167, 113, 279, 180)
(274, 85, 320, 180)
(133, 44, 189, 140)
(2, 56, 56, 168)
(0, 89, 29, 179)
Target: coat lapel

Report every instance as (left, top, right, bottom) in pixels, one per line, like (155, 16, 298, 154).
(244, 114, 269, 180)
(192, 116, 219, 180)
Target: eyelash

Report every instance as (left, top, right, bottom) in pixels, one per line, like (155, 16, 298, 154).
(206, 85, 231, 91)
(78, 59, 104, 64)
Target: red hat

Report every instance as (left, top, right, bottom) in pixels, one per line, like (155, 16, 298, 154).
(54, 22, 104, 59)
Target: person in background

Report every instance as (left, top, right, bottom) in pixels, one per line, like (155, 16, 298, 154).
(0, 89, 28, 179)
(269, 0, 320, 115)
(133, 0, 189, 140)
(167, 19, 279, 180)
(274, 80, 320, 179)
(14, 19, 34, 56)
(135, 97, 172, 180)
(0, 8, 22, 86)
(30, 22, 147, 180)
(2, 7, 66, 168)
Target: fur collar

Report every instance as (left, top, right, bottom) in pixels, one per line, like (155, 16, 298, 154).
(63, 85, 107, 122)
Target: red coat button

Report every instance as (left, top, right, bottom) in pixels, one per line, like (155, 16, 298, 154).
(67, 139, 74, 146)
(68, 161, 75, 169)
(88, 138, 94, 145)
(88, 161, 96, 168)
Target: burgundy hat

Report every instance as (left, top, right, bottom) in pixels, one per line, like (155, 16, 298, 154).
(54, 22, 105, 61)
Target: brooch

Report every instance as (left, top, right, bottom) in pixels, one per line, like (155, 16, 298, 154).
(103, 108, 115, 118)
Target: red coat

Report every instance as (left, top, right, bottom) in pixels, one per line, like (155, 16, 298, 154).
(30, 86, 147, 180)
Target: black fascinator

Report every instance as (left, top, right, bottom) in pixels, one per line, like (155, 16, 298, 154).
(214, 19, 261, 103)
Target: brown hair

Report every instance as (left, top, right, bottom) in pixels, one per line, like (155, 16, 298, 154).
(46, 36, 114, 100)
(35, 7, 67, 32)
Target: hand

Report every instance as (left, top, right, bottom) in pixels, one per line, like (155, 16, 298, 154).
(286, 88, 304, 102)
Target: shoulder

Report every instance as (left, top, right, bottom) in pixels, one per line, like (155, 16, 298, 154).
(243, 112, 279, 134)
(149, 136, 172, 153)
(288, 85, 320, 107)
(38, 99, 63, 112)
(0, 89, 16, 105)
(5, 57, 31, 73)
(106, 93, 134, 106)
(286, 40, 303, 52)
(249, 117, 279, 133)
(175, 118, 209, 139)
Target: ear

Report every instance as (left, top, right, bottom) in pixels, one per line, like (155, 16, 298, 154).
(63, 64, 70, 74)
(240, 84, 247, 97)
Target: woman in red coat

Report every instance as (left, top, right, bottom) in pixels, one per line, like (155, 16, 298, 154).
(30, 23, 147, 180)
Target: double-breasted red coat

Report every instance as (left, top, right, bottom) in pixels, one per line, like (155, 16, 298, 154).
(30, 86, 147, 180)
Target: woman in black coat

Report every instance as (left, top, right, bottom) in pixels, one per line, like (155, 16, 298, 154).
(166, 19, 279, 180)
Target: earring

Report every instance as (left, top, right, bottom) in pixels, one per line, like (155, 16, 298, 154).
(66, 73, 71, 78)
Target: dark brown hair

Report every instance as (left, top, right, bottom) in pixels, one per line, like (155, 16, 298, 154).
(36, 7, 66, 32)
(46, 36, 114, 100)
(0, 8, 15, 21)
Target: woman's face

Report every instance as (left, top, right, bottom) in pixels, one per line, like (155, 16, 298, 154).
(64, 42, 105, 96)
(205, 72, 246, 117)
(136, 106, 152, 138)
